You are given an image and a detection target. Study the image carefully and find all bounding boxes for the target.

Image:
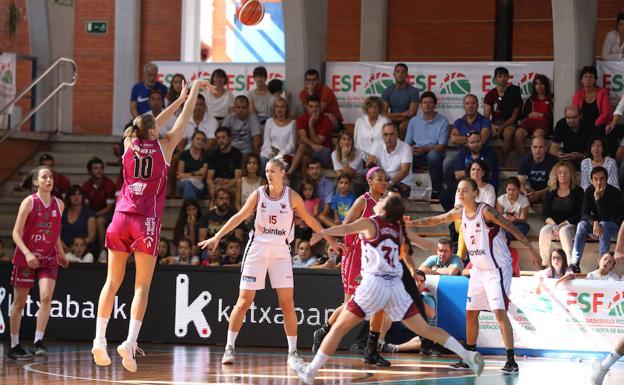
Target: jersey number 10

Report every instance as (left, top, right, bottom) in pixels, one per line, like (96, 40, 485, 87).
(133, 155, 153, 179)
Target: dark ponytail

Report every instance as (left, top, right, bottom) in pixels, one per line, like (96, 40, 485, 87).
(400, 215, 413, 257)
(22, 165, 52, 191)
(383, 196, 412, 256)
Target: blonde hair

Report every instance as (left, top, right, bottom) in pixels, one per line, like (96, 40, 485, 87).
(547, 161, 578, 191)
(124, 114, 156, 140)
(271, 97, 290, 118)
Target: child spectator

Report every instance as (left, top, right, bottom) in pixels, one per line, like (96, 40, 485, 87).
(496, 177, 530, 240)
(160, 239, 200, 266)
(292, 241, 318, 268)
(66, 237, 95, 263)
(314, 242, 341, 269)
(586, 252, 620, 281)
(202, 247, 223, 267)
(158, 238, 171, 263)
(536, 249, 575, 290)
(221, 237, 243, 267)
(329, 174, 357, 225)
(173, 199, 202, 257)
(236, 154, 263, 211)
(294, 178, 320, 247)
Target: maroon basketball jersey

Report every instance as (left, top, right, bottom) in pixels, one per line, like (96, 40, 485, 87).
(345, 192, 378, 249)
(13, 193, 62, 268)
(115, 138, 169, 218)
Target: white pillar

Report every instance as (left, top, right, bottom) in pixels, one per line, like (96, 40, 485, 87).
(112, 0, 141, 135)
(181, 0, 202, 62)
(552, 0, 597, 121)
(360, 0, 386, 61)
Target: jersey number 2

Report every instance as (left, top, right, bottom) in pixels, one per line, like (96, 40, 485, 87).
(133, 155, 153, 179)
(381, 246, 396, 268)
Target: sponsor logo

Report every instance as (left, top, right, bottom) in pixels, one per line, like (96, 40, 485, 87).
(607, 291, 624, 316)
(128, 182, 147, 195)
(256, 225, 287, 236)
(468, 249, 486, 256)
(137, 96, 149, 103)
(30, 233, 49, 242)
(363, 72, 393, 94)
(261, 202, 267, 209)
(242, 275, 256, 283)
(439, 72, 471, 95)
(52, 210, 57, 217)
(145, 217, 156, 237)
(175, 274, 212, 338)
(518, 72, 537, 98)
(281, 203, 287, 209)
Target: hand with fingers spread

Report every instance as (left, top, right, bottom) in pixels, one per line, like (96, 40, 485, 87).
(198, 236, 220, 252)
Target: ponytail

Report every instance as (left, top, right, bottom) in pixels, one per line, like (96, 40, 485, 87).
(22, 165, 52, 191)
(399, 216, 413, 257)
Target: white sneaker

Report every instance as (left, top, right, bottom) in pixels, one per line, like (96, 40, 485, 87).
(590, 360, 609, 385)
(91, 339, 111, 366)
(116, 340, 144, 372)
(287, 350, 304, 370)
(222, 345, 235, 365)
(292, 361, 315, 385)
(464, 350, 485, 376)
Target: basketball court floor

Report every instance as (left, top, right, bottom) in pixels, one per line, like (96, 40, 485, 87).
(2, 342, 623, 384)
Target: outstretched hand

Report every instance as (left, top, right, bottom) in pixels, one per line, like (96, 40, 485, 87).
(198, 236, 220, 251)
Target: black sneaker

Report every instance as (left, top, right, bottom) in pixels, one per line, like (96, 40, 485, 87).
(7, 344, 31, 360)
(450, 360, 470, 369)
(501, 360, 519, 374)
(311, 327, 327, 354)
(362, 350, 391, 367)
(571, 264, 581, 274)
(30, 340, 48, 356)
(420, 347, 432, 356)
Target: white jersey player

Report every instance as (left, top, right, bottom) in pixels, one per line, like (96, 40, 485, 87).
(293, 195, 484, 384)
(198, 158, 341, 369)
(408, 177, 541, 374)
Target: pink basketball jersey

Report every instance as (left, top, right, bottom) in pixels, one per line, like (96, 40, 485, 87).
(116, 138, 169, 218)
(13, 193, 62, 268)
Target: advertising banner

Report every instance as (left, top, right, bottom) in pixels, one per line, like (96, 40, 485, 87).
(597, 60, 624, 106)
(325, 61, 554, 124)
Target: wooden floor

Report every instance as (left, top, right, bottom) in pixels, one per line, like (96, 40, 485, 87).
(1, 342, 623, 384)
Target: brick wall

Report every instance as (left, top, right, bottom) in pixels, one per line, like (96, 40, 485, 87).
(327, 0, 361, 61)
(139, 0, 181, 74)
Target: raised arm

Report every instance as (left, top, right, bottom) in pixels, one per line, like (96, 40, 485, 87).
(407, 208, 462, 227)
(312, 217, 375, 242)
(156, 90, 185, 130)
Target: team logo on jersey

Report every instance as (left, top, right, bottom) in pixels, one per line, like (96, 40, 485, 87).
(261, 202, 267, 209)
(242, 275, 256, 282)
(175, 274, 212, 338)
(51, 210, 57, 217)
(281, 203, 287, 209)
(22, 268, 32, 277)
(0, 287, 5, 334)
(128, 182, 147, 195)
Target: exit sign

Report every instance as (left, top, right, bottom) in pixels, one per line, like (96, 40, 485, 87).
(85, 21, 107, 34)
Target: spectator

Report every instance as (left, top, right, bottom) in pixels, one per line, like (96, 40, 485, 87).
(354, 96, 390, 158)
(539, 161, 583, 266)
(61, 185, 96, 253)
(586, 252, 620, 281)
(202, 246, 222, 267)
(0, 238, 9, 262)
(299, 69, 343, 129)
(518, 135, 558, 204)
(173, 199, 202, 257)
(496, 177, 530, 240)
(550, 105, 589, 168)
(221, 95, 261, 156)
(294, 178, 320, 246)
(572, 166, 624, 272)
(165, 73, 186, 109)
(418, 237, 463, 276)
(404, 91, 448, 197)
(602, 12, 624, 60)
(38, 153, 70, 200)
(572, 66, 612, 137)
(198, 188, 244, 242)
(483, 66, 523, 164)
(306, 157, 335, 213)
(462, 160, 496, 207)
(248, 66, 272, 125)
(268, 78, 291, 115)
(580, 137, 619, 190)
(519, 74, 553, 137)
(185, 94, 218, 152)
(205, 68, 235, 120)
(536, 248, 575, 284)
(290, 95, 334, 174)
(444, 95, 492, 182)
(292, 240, 318, 268)
(329, 174, 357, 225)
(236, 154, 263, 211)
(221, 237, 243, 267)
(66, 237, 94, 264)
(176, 131, 208, 199)
(82, 157, 115, 250)
(145, 89, 176, 135)
(331, 129, 365, 184)
(160, 238, 200, 265)
(381, 63, 419, 138)
(158, 237, 171, 263)
(206, 127, 243, 198)
(367, 122, 413, 198)
(130, 62, 167, 117)
(260, 97, 297, 168)
(313, 243, 340, 269)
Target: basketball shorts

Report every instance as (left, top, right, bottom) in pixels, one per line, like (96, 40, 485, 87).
(347, 273, 419, 322)
(11, 264, 58, 288)
(341, 245, 362, 295)
(105, 212, 161, 257)
(466, 265, 512, 311)
(239, 241, 293, 290)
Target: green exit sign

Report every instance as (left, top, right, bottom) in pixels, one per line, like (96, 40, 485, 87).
(85, 21, 107, 34)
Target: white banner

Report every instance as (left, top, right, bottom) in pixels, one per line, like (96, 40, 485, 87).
(597, 60, 624, 106)
(325, 61, 554, 124)
(477, 278, 624, 352)
(0, 52, 17, 127)
(153, 61, 286, 95)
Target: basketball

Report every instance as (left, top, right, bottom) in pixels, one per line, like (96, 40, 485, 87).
(237, 0, 265, 26)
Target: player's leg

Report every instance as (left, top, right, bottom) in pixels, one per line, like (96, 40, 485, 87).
(31, 277, 57, 355)
(363, 310, 391, 366)
(591, 338, 624, 385)
(8, 281, 31, 359)
(486, 266, 517, 374)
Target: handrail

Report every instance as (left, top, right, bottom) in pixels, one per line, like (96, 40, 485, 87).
(0, 57, 77, 145)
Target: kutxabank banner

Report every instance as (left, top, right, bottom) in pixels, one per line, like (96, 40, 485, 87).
(477, 278, 624, 352)
(326, 61, 554, 124)
(153, 61, 285, 96)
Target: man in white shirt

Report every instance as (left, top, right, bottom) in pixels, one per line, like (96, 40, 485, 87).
(366, 122, 413, 197)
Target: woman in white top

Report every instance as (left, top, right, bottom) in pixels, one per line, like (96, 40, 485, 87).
(580, 137, 619, 190)
(586, 252, 620, 281)
(496, 177, 530, 240)
(354, 96, 389, 158)
(602, 13, 624, 60)
(205, 68, 234, 120)
(536, 249, 575, 294)
(185, 93, 219, 152)
(236, 154, 263, 211)
(260, 98, 297, 165)
(248, 66, 273, 124)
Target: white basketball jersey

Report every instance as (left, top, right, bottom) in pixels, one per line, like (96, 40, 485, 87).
(252, 185, 294, 244)
(462, 203, 512, 270)
(360, 216, 404, 277)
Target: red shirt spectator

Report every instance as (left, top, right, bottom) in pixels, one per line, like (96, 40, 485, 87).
(82, 177, 116, 212)
(296, 111, 333, 148)
(299, 69, 343, 125)
(572, 86, 612, 127)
